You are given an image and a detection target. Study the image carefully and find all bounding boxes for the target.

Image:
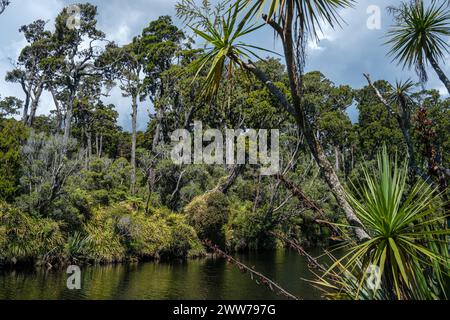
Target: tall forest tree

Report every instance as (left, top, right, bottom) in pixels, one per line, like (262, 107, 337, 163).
(102, 16, 185, 194)
(6, 20, 53, 126)
(50, 4, 108, 154)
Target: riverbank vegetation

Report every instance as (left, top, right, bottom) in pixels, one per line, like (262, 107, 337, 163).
(0, 0, 448, 300)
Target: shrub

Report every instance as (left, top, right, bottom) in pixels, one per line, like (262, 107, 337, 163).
(225, 201, 273, 251)
(83, 210, 127, 264)
(161, 212, 205, 258)
(184, 190, 229, 247)
(83, 202, 204, 262)
(0, 202, 64, 265)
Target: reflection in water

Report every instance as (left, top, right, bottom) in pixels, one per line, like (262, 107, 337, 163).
(0, 249, 326, 300)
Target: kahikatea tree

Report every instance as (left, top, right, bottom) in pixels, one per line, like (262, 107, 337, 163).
(6, 20, 53, 126)
(141, 16, 185, 150)
(101, 16, 185, 194)
(100, 38, 147, 194)
(51, 3, 108, 154)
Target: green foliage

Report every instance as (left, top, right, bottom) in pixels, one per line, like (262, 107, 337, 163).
(0, 202, 64, 265)
(226, 200, 273, 251)
(317, 147, 449, 300)
(185, 190, 230, 247)
(82, 202, 203, 263)
(0, 120, 28, 201)
(0, 4, 449, 302)
(83, 209, 127, 264)
(355, 81, 405, 158)
(0, 96, 22, 118)
(64, 231, 92, 264)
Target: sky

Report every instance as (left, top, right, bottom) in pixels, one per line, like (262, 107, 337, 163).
(0, 0, 449, 131)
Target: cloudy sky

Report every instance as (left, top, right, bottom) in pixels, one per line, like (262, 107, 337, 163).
(0, 0, 448, 130)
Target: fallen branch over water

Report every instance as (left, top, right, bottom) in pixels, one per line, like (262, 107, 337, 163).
(269, 231, 327, 273)
(203, 240, 300, 300)
(276, 174, 342, 238)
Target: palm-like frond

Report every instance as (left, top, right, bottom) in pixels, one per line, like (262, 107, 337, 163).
(187, 0, 354, 97)
(320, 147, 449, 300)
(386, 1, 450, 83)
(240, 0, 355, 39)
(388, 79, 415, 113)
(190, 2, 273, 97)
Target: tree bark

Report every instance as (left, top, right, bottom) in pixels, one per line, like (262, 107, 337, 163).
(428, 55, 450, 95)
(99, 134, 103, 157)
(152, 107, 164, 150)
(334, 146, 340, 172)
(50, 87, 63, 132)
(87, 130, 92, 161)
(130, 95, 138, 195)
(364, 74, 419, 174)
(218, 164, 244, 194)
(303, 129, 370, 241)
(27, 83, 44, 127)
(21, 92, 30, 125)
(63, 94, 75, 155)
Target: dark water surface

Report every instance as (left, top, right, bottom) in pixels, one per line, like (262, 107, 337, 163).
(0, 249, 326, 300)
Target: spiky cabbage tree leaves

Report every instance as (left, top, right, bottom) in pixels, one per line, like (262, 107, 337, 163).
(386, 1, 450, 93)
(178, 0, 371, 242)
(0, 0, 10, 15)
(317, 147, 449, 300)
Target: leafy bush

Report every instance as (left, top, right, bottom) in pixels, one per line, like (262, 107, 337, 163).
(160, 211, 205, 258)
(81, 202, 204, 263)
(83, 210, 127, 264)
(0, 202, 64, 265)
(0, 120, 28, 201)
(184, 190, 229, 247)
(225, 200, 274, 251)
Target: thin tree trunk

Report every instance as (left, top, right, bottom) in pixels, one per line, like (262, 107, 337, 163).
(130, 95, 138, 195)
(63, 94, 75, 155)
(95, 133, 99, 157)
(351, 146, 354, 171)
(218, 164, 244, 194)
(27, 84, 44, 127)
(87, 130, 92, 161)
(50, 88, 63, 132)
(226, 2, 369, 242)
(22, 93, 30, 125)
(304, 129, 370, 241)
(335, 146, 340, 172)
(364, 74, 418, 174)
(99, 134, 103, 157)
(428, 55, 450, 95)
(152, 107, 164, 150)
